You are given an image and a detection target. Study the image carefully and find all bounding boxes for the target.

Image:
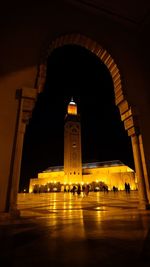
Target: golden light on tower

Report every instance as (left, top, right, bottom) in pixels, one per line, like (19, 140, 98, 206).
(67, 97, 77, 115)
(64, 97, 82, 184)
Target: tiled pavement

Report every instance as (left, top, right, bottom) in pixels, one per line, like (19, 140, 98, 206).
(0, 191, 150, 266)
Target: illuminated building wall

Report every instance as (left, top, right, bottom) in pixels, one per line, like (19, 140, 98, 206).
(82, 163, 137, 190)
(29, 161, 137, 193)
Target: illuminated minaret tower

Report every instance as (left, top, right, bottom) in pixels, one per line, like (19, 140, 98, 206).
(64, 97, 82, 184)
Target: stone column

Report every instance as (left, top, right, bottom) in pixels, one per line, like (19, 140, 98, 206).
(9, 122, 26, 216)
(8, 87, 37, 217)
(116, 98, 150, 209)
(131, 134, 149, 209)
(138, 134, 150, 203)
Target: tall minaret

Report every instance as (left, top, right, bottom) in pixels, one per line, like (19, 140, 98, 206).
(64, 97, 82, 184)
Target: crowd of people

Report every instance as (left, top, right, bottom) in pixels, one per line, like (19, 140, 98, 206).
(71, 184, 90, 196)
(67, 182, 130, 196)
(68, 182, 131, 196)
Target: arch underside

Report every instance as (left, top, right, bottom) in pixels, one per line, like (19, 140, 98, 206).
(15, 33, 149, 212)
(37, 33, 139, 137)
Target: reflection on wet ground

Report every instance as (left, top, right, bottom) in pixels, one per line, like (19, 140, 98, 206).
(0, 191, 150, 266)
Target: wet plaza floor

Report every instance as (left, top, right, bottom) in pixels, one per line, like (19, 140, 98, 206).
(0, 191, 150, 266)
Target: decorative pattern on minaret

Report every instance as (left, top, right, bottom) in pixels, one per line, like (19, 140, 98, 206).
(64, 98, 82, 183)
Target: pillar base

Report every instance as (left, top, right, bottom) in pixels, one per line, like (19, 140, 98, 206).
(0, 212, 12, 222)
(10, 208, 21, 218)
(138, 201, 150, 210)
(0, 208, 20, 223)
(146, 203, 150, 210)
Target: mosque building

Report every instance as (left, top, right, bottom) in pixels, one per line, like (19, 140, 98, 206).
(29, 98, 137, 193)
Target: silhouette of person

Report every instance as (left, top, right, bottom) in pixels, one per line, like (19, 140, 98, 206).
(85, 184, 90, 196)
(125, 182, 128, 193)
(77, 184, 81, 195)
(127, 183, 130, 193)
(72, 185, 76, 195)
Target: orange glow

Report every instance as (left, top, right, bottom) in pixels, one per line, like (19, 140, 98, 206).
(68, 103, 77, 115)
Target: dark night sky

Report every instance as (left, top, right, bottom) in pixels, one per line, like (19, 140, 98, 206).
(20, 44, 134, 191)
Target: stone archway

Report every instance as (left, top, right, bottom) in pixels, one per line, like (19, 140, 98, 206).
(10, 33, 149, 215)
(36, 33, 149, 208)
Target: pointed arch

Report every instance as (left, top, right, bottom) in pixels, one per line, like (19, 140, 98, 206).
(35, 33, 149, 207)
(8, 34, 149, 215)
(37, 33, 124, 112)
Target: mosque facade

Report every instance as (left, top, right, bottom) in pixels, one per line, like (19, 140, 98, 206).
(29, 99, 137, 193)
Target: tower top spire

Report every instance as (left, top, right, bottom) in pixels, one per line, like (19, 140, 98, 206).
(67, 97, 77, 115)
